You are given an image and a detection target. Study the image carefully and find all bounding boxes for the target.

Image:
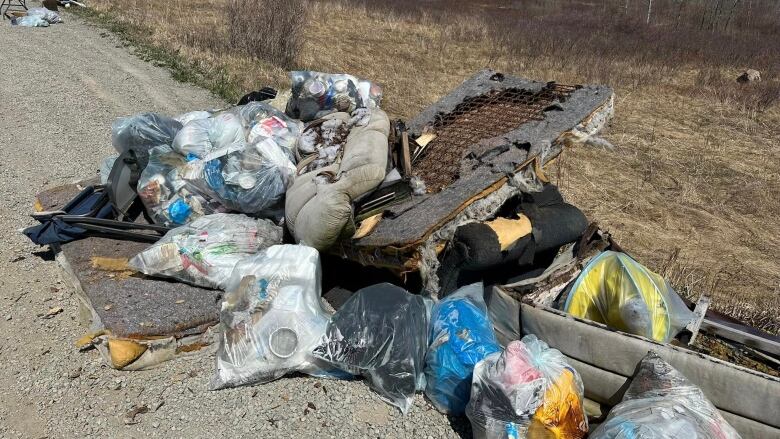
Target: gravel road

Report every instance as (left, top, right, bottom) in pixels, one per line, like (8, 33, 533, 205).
(0, 13, 466, 439)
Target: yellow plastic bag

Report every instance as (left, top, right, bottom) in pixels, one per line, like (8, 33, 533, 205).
(563, 251, 694, 343)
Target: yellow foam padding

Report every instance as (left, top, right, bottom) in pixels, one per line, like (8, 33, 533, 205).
(75, 330, 109, 348)
(485, 215, 532, 251)
(90, 256, 130, 272)
(108, 339, 148, 369)
(565, 252, 670, 342)
(415, 132, 437, 147)
(33, 198, 44, 213)
(531, 369, 587, 439)
(353, 213, 383, 239)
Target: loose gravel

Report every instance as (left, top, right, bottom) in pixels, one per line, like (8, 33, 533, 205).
(0, 13, 468, 439)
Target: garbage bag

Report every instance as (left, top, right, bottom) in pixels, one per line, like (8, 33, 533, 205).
(232, 101, 302, 150)
(466, 335, 588, 439)
(589, 352, 741, 439)
(170, 105, 299, 216)
(425, 283, 501, 415)
(174, 110, 212, 126)
(172, 112, 245, 158)
(99, 154, 119, 185)
(128, 213, 282, 289)
(561, 250, 695, 343)
(26, 7, 62, 24)
(177, 136, 296, 215)
(211, 245, 338, 389)
(137, 145, 225, 225)
(312, 283, 430, 414)
(12, 15, 49, 27)
(286, 71, 383, 122)
(111, 112, 183, 154)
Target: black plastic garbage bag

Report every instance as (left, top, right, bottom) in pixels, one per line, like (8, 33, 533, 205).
(312, 283, 430, 414)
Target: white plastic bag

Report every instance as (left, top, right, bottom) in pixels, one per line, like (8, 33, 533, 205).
(128, 214, 282, 289)
(172, 112, 246, 159)
(174, 110, 212, 126)
(590, 352, 741, 439)
(211, 245, 336, 389)
(466, 335, 588, 439)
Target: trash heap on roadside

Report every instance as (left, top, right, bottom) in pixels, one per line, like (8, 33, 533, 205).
(25, 69, 778, 439)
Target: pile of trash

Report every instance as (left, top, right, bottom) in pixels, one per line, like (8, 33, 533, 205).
(24, 69, 765, 438)
(9, 7, 63, 27)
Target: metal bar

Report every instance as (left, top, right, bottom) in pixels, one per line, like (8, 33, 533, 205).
(701, 318, 780, 357)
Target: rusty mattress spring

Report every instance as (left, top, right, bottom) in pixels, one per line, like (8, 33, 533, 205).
(414, 83, 579, 192)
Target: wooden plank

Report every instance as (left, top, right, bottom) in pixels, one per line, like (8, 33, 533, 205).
(400, 130, 412, 178)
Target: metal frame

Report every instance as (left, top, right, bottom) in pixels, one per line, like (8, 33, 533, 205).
(1, 0, 27, 20)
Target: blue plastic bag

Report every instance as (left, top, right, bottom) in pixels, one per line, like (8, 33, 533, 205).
(424, 282, 501, 415)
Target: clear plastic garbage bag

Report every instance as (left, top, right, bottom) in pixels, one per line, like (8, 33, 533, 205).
(466, 335, 588, 439)
(232, 101, 303, 150)
(137, 145, 225, 226)
(13, 15, 49, 27)
(128, 213, 282, 289)
(169, 105, 299, 216)
(177, 137, 296, 215)
(172, 112, 246, 159)
(561, 251, 695, 343)
(211, 245, 340, 389)
(27, 7, 62, 24)
(286, 71, 383, 122)
(425, 283, 501, 415)
(312, 283, 430, 414)
(111, 112, 183, 154)
(590, 352, 741, 439)
(99, 154, 119, 185)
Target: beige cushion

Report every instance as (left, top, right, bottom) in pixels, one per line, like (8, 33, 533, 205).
(286, 109, 390, 250)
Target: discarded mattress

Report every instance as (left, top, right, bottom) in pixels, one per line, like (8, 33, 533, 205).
(326, 70, 614, 291)
(34, 182, 221, 371)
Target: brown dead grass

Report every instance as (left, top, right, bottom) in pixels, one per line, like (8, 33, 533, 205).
(83, 0, 780, 333)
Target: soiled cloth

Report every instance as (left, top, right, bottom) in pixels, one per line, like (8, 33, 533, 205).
(285, 108, 390, 250)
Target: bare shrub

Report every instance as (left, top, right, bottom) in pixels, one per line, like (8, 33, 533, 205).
(226, 0, 307, 68)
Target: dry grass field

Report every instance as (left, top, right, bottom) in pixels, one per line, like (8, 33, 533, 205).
(80, 0, 780, 333)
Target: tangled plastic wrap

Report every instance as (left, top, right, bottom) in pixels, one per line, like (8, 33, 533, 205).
(562, 251, 695, 343)
(425, 283, 501, 415)
(466, 335, 588, 439)
(312, 283, 430, 414)
(128, 214, 282, 290)
(286, 71, 382, 122)
(590, 352, 741, 439)
(211, 245, 341, 390)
